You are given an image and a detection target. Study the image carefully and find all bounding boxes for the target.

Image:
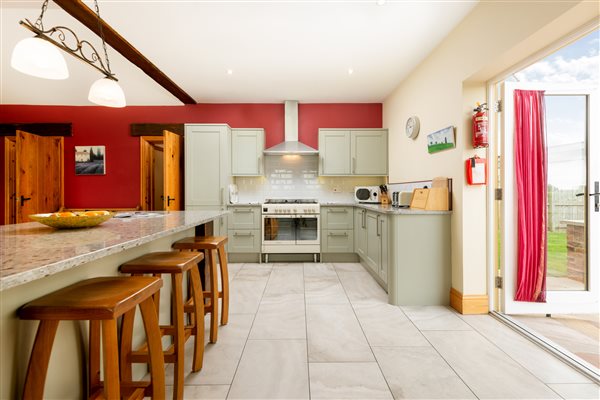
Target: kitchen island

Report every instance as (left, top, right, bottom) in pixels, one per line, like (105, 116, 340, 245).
(0, 210, 227, 399)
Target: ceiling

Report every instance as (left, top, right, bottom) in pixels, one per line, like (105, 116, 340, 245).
(0, 1, 477, 106)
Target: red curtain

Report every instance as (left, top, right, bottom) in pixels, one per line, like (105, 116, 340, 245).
(514, 89, 547, 302)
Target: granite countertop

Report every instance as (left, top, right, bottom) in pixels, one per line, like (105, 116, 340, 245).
(0, 210, 228, 291)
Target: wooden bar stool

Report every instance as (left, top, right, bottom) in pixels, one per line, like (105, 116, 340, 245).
(120, 251, 205, 400)
(18, 276, 165, 400)
(172, 236, 229, 344)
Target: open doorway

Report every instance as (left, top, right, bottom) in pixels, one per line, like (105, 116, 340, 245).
(140, 130, 183, 211)
(492, 28, 599, 378)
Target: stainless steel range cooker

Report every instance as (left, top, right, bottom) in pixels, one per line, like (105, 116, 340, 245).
(261, 199, 320, 262)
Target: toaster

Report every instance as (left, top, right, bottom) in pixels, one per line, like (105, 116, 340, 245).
(398, 191, 413, 208)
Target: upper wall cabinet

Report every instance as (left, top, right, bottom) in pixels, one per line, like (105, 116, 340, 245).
(318, 129, 388, 176)
(231, 128, 264, 176)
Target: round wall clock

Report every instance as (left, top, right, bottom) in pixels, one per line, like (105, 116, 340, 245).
(405, 116, 420, 139)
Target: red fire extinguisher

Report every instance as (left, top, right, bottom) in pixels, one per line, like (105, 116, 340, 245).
(472, 102, 488, 148)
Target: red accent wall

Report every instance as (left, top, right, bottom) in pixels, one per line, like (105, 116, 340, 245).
(0, 103, 381, 223)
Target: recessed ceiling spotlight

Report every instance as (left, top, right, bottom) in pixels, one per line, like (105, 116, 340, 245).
(227, 69, 233, 75)
(348, 68, 354, 75)
(376, 0, 386, 5)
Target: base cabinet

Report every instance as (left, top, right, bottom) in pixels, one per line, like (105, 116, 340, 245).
(362, 211, 388, 285)
(354, 208, 367, 258)
(227, 206, 261, 254)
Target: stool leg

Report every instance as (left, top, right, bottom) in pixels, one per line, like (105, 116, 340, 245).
(207, 250, 219, 343)
(101, 319, 120, 399)
(189, 266, 205, 372)
(89, 320, 101, 395)
(139, 297, 166, 400)
(216, 245, 229, 326)
(119, 309, 136, 385)
(22, 320, 59, 400)
(172, 272, 185, 400)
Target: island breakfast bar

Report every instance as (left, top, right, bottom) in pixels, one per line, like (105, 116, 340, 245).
(0, 210, 227, 399)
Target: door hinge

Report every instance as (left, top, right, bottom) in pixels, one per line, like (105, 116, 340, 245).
(494, 100, 502, 112)
(495, 188, 503, 200)
(495, 276, 503, 289)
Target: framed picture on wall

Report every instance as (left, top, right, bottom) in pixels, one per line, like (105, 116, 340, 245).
(75, 146, 106, 175)
(427, 126, 456, 154)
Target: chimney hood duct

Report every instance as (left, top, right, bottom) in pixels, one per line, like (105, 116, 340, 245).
(263, 100, 318, 155)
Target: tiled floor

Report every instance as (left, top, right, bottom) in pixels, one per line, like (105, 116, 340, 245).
(167, 262, 599, 399)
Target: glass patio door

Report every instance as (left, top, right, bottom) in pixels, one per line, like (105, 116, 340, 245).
(500, 81, 598, 314)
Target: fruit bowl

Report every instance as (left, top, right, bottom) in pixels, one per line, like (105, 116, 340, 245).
(29, 211, 113, 229)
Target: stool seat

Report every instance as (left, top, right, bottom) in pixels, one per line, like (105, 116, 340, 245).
(120, 251, 204, 274)
(172, 236, 228, 250)
(19, 276, 162, 321)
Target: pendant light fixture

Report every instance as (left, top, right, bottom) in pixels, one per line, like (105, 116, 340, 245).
(11, 0, 126, 107)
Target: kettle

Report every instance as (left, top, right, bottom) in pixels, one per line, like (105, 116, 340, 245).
(229, 184, 239, 204)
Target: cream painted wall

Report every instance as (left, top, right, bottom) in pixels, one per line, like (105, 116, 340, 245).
(384, 1, 599, 297)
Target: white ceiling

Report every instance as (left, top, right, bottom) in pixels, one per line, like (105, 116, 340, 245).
(0, 1, 477, 106)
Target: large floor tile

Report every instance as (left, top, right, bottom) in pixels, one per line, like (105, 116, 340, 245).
(249, 293, 306, 339)
(228, 339, 309, 399)
(425, 330, 560, 399)
(333, 262, 367, 273)
(547, 383, 600, 399)
(307, 304, 374, 362)
(234, 263, 273, 280)
(373, 346, 475, 399)
(305, 275, 349, 305)
(204, 313, 254, 346)
(402, 306, 472, 331)
(167, 384, 229, 399)
(354, 303, 429, 347)
(168, 342, 245, 385)
(228, 279, 267, 314)
(263, 264, 304, 297)
(337, 270, 388, 305)
(304, 263, 338, 278)
(309, 362, 392, 399)
(461, 314, 591, 384)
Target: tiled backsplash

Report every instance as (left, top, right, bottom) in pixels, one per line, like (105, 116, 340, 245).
(234, 155, 385, 203)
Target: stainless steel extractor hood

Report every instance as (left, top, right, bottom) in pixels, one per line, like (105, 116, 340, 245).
(263, 100, 318, 155)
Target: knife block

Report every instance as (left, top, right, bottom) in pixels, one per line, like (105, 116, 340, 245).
(380, 193, 390, 205)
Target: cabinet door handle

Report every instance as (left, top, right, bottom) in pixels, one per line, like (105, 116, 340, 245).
(328, 209, 348, 213)
(328, 232, 348, 237)
(352, 157, 356, 174)
(362, 210, 366, 228)
(233, 231, 253, 236)
(233, 209, 253, 213)
(258, 156, 263, 175)
(376, 215, 381, 236)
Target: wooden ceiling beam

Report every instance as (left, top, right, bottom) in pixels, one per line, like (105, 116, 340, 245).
(53, 0, 196, 105)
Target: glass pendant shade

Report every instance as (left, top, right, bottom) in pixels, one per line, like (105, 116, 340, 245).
(88, 77, 126, 108)
(11, 37, 69, 80)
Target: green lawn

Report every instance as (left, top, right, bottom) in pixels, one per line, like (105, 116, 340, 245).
(547, 231, 567, 277)
(427, 143, 454, 153)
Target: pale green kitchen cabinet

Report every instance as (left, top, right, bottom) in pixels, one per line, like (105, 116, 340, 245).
(228, 206, 261, 254)
(184, 124, 232, 236)
(318, 130, 351, 175)
(231, 128, 264, 176)
(351, 130, 388, 176)
(354, 208, 367, 258)
(318, 129, 387, 176)
(321, 206, 354, 253)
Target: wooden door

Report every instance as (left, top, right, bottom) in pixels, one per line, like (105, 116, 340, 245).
(4, 137, 17, 224)
(163, 130, 182, 211)
(16, 130, 64, 223)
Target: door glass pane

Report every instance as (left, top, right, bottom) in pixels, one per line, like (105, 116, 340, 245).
(264, 218, 295, 241)
(297, 218, 318, 241)
(545, 95, 587, 291)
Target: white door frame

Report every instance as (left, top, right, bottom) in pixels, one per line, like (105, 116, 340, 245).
(500, 81, 598, 314)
